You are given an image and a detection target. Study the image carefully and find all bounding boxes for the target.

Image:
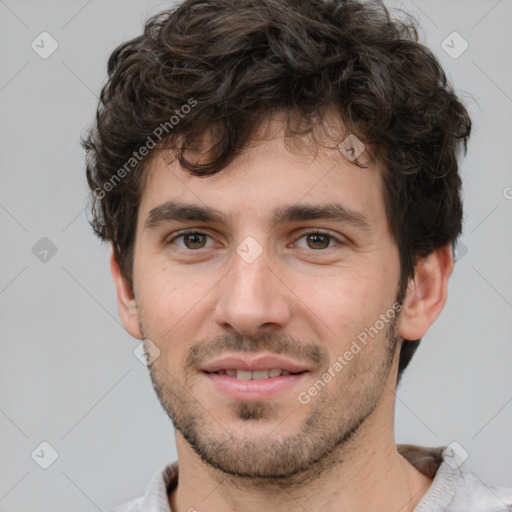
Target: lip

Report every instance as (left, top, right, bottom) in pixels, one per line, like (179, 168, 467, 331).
(200, 354, 311, 374)
(203, 372, 308, 401)
(200, 353, 310, 401)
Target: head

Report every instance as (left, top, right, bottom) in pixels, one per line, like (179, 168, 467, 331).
(83, 0, 470, 481)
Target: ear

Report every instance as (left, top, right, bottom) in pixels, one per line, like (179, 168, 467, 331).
(110, 246, 142, 340)
(398, 244, 454, 340)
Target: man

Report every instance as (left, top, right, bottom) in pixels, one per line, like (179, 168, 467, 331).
(82, 0, 511, 510)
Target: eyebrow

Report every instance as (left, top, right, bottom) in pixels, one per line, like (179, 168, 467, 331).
(272, 203, 371, 231)
(144, 200, 371, 232)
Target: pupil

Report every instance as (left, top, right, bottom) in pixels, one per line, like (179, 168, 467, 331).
(185, 234, 205, 249)
(308, 234, 329, 249)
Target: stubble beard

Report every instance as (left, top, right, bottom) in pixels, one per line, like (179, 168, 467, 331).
(142, 317, 400, 486)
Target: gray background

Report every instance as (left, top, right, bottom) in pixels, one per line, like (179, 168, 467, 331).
(1, 0, 511, 510)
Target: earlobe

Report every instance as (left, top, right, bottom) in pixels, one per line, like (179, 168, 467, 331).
(110, 246, 142, 340)
(398, 244, 454, 341)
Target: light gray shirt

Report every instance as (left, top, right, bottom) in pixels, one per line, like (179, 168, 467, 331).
(109, 444, 512, 511)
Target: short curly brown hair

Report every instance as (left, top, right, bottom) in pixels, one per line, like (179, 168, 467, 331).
(82, 0, 471, 380)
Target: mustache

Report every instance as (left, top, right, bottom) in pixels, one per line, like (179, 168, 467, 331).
(185, 331, 325, 372)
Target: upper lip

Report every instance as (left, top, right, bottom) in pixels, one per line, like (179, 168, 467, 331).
(201, 354, 311, 374)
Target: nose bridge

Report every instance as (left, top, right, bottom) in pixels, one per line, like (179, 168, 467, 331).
(214, 238, 289, 333)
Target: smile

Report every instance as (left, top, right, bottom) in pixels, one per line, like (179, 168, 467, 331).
(207, 369, 300, 379)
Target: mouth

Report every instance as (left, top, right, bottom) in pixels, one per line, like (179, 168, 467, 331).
(204, 368, 305, 379)
(200, 354, 310, 401)
(201, 353, 311, 374)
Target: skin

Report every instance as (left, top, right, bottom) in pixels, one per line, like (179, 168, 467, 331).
(111, 115, 454, 512)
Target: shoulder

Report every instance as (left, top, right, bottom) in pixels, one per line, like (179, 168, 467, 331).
(415, 457, 512, 512)
(107, 496, 144, 512)
(449, 466, 512, 512)
(106, 461, 178, 512)
(397, 444, 512, 512)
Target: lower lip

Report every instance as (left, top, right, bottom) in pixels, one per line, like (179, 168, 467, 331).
(203, 372, 308, 401)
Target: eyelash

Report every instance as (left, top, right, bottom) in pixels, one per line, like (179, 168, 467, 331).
(167, 229, 344, 251)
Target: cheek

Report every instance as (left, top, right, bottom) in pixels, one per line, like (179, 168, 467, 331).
(296, 267, 383, 316)
(135, 265, 185, 332)
(291, 269, 394, 351)
(135, 261, 218, 344)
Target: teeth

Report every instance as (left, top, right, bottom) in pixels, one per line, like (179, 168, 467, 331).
(214, 368, 293, 379)
(252, 370, 269, 380)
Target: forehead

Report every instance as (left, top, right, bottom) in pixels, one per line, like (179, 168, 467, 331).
(137, 117, 387, 233)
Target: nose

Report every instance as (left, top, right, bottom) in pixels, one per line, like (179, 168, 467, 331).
(214, 244, 291, 336)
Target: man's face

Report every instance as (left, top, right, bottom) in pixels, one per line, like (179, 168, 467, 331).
(129, 120, 404, 479)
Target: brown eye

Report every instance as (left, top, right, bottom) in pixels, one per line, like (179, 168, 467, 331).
(305, 233, 332, 250)
(294, 229, 347, 253)
(182, 233, 207, 249)
(169, 231, 212, 250)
